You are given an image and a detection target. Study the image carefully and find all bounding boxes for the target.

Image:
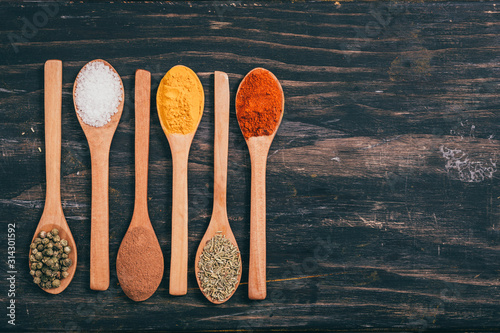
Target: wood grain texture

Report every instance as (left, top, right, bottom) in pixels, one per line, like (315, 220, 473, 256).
(167, 132, 193, 296)
(1, 1, 500, 332)
(43, 60, 63, 211)
(132, 69, 152, 220)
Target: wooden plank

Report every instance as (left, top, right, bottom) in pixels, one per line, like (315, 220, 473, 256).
(1, 1, 500, 331)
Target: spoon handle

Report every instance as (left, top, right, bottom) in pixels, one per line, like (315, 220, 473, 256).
(44, 60, 63, 211)
(133, 70, 151, 217)
(170, 146, 189, 296)
(90, 147, 111, 291)
(213, 71, 230, 216)
(249, 149, 268, 300)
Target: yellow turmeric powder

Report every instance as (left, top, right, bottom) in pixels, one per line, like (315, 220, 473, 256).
(156, 65, 204, 134)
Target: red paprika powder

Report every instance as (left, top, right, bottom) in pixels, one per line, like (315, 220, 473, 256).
(236, 68, 284, 139)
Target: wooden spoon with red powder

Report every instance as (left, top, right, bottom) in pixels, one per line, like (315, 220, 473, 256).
(236, 68, 284, 300)
(116, 70, 164, 301)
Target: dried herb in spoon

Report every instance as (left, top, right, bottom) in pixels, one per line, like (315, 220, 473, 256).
(197, 232, 241, 302)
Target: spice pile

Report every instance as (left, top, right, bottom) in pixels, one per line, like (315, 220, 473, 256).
(29, 229, 73, 289)
(236, 68, 284, 139)
(156, 65, 204, 134)
(198, 233, 241, 302)
(116, 227, 164, 301)
(74, 61, 123, 127)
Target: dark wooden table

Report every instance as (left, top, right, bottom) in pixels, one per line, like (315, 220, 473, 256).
(1, 1, 500, 332)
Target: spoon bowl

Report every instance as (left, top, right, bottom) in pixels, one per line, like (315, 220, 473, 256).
(30, 221, 78, 294)
(236, 68, 284, 300)
(194, 227, 241, 304)
(31, 222, 78, 294)
(194, 71, 242, 304)
(73, 59, 124, 291)
(30, 60, 77, 294)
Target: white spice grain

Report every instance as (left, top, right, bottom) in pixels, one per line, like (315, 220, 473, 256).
(74, 61, 123, 127)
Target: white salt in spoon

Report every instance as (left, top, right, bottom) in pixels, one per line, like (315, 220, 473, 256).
(73, 59, 124, 291)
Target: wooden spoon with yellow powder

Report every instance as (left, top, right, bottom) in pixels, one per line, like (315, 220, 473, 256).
(157, 65, 204, 296)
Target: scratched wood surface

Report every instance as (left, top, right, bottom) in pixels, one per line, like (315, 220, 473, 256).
(1, 1, 500, 332)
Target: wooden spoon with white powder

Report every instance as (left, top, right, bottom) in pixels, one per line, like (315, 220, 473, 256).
(73, 59, 124, 291)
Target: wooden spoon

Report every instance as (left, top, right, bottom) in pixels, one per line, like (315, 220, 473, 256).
(116, 70, 164, 301)
(30, 59, 77, 294)
(194, 71, 242, 304)
(235, 68, 284, 300)
(157, 65, 204, 296)
(73, 59, 124, 291)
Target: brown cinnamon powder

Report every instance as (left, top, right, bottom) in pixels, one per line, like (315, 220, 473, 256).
(116, 227, 164, 301)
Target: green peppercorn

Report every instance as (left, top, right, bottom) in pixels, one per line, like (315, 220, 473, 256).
(31, 230, 73, 289)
